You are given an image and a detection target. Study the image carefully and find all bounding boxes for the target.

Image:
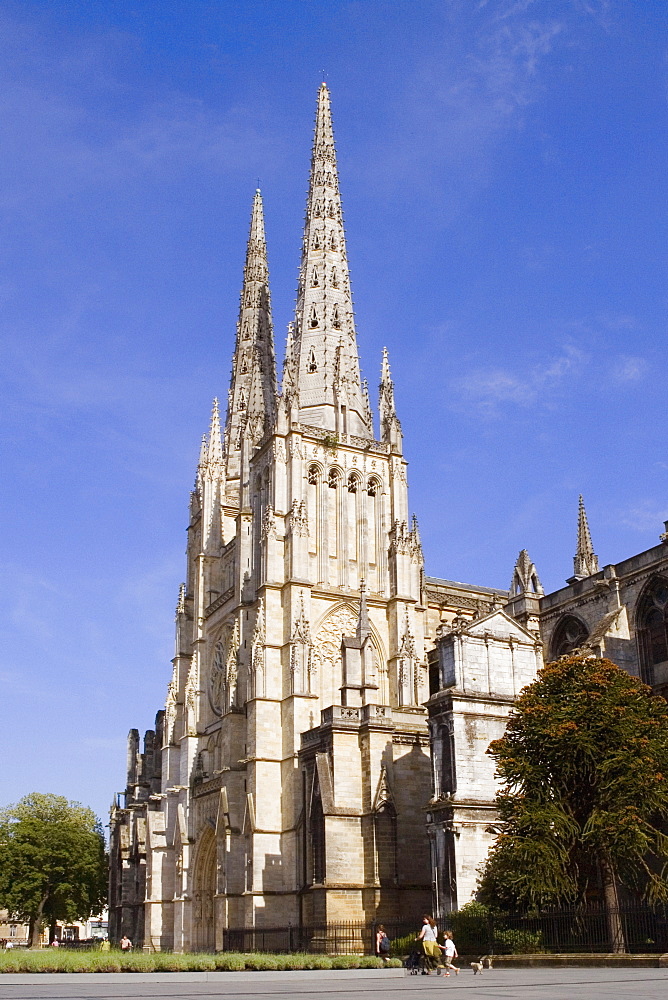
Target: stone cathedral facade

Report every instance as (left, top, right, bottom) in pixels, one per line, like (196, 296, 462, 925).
(109, 86, 668, 950)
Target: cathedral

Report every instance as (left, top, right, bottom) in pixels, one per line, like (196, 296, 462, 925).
(109, 85, 668, 951)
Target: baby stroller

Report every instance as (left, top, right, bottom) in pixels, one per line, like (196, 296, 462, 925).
(404, 948, 423, 974)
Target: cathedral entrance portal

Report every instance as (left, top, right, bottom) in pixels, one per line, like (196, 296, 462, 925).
(192, 827, 217, 952)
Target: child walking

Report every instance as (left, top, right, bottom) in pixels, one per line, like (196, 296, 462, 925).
(439, 931, 460, 976)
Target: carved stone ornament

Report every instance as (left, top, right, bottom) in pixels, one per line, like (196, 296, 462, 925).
(289, 499, 309, 537)
(261, 504, 277, 541)
(165, 678, 177, 744)
(312, 603, 382, 689)
(399, 612, 416, 657)
(185, 664, 199, 734)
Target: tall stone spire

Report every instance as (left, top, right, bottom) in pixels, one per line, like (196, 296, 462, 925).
(378, 347, 402, 451)
(283, 83, 371, 439)
(571, 494, 600, 581)
(225, 189, 278, 492)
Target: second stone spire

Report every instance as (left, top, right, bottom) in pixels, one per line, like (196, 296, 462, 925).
(225, 189, 278, 495)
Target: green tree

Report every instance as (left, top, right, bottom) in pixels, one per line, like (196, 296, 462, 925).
(477, 655, 668, 949)
(0, 793, 107, 946)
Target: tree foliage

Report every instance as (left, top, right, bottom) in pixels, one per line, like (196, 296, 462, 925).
(0, 793, 107, 944)
(478, 655, 668, 910)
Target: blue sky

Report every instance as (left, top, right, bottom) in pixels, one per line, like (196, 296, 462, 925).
(1, 0, 666, 825)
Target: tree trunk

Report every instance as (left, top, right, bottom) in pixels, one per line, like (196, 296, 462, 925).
(48, 917, 57, 945)
(29, 893, 49, 948)
(600, 855, 626, 954)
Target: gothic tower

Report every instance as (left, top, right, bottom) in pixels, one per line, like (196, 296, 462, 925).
(139, 85, 432, 950)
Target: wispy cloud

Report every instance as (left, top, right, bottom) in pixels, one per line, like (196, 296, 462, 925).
(620, 501, 668, 533)
(610, 355, 647, 383)
(454, 343, 585, 413)
(0, 13, 288, 220)
(370, 4, 569, 208)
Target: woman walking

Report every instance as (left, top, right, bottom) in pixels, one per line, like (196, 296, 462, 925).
(416, 915, 440, 974)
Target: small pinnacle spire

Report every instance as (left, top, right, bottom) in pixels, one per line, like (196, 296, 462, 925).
(510, 548, 544, 596)
(208, 398, 224, 466)
(379, 346, 402, 451)
(381, 345, 391, 382)
(175, 582, 186, 617)
(572, 494, 600, 580)
(356, 578, 371, 643)
(198, 434, 208, 467)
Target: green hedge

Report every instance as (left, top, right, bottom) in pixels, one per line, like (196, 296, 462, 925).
(0, 950, 402, 974)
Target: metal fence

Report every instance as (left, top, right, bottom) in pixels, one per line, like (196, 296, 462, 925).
(221, 905, 668, 956)
(487, 905, 668, 955)
(221, 922, 373, 955)
(438, 905, 668, 956)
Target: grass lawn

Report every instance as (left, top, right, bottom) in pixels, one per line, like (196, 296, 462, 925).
(0, 950, 402, 973)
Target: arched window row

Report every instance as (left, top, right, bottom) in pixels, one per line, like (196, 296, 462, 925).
(311, 230, 338, 251)
(306, 304, 346, 331)
(307, 465, 382, 495)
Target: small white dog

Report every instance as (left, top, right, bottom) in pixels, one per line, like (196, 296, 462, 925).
(470, 955, 493, 974)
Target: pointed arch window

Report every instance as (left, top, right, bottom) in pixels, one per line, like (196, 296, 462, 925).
(328, 468, 340, 489)
(238, 392, 246, 412)
(329, 232, 337, 250)
(347, 474, 359, 493)
(312, 232, 321, 250)
(307, 347, 318, 373)
(240, 355, 248, 374)
(314, 171, 323, 185)
(328, 201, 335, 218)
(331, 268, 339, 288)
(314, 200, 322, 218)
(375, 802, 397, 886)
(309, 306, 319, 329)
(311, 780, 325, 885)
(332, 304, 341, 330)
(326, 172, 332, 187)
(637, 577, 668, 685)
(307, 465, 320, 486)
(551, 614, 588, 659)
(367, 478, 378, 498)
(311, 268, 319, 287)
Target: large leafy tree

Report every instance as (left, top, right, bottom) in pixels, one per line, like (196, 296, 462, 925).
(478, 655, 668, 941)
(0, 793, 107, 946)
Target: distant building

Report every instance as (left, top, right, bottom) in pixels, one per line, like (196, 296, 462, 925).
(0, 910, 107, 946)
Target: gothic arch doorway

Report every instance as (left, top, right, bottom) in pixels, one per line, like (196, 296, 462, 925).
(192, 826, 217, 952)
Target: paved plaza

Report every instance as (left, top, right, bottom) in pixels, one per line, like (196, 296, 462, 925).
(1, 967, 668, 1000)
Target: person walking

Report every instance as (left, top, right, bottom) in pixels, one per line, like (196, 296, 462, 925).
(375, 925, 391, 962)
(439, 931, 460, 976)
(119, 935, 133, 952)
(417, 915, 440, 974)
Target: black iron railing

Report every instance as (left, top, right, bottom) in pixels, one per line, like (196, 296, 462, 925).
(220, 905, 668, 956)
